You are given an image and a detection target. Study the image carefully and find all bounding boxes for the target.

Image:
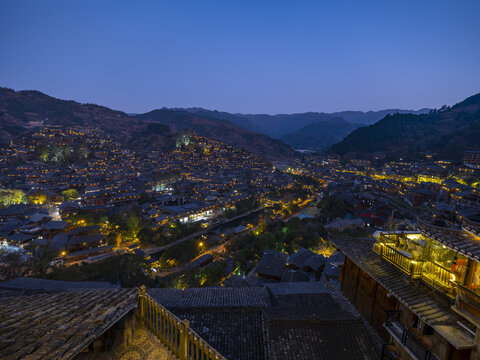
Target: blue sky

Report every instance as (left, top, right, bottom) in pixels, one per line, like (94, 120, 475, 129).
(1, 0, 479, 113)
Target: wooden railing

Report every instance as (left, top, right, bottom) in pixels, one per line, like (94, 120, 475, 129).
(381, 244, 422, 278)
(384, 312, 439, 360)
(373, 240, 467, 301)
(138, 286, 227, 360)
(373, 242, 383, 255)
(421, 261, 455, 294)
(456, 285, 480, 322)
(458, 285, 480, 306)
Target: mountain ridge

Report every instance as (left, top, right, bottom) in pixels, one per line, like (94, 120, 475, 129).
(175, 107, 430, 138)
(0, 88, 295, 161)
(135, 109, 295, 161)
(280, 118, 362, 151)
(328, 93, 480, 160)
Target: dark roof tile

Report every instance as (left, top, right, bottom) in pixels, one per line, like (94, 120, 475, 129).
(0, 288, 136, 360)
(264, 318, 377, 360)
(171, 308, 264, 360)
(148, 287, 271, 309)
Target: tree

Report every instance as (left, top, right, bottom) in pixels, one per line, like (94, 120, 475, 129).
(138, 226, 155, 243)
(202, 261, 227, 286)
(0, 251, 28, 280)
(47, 254, 153, 287)
(0, 189, 25, 207)
(126, 213, 141, 242)
(27, 192, 47, 205)
(317, 194, 348, 221)
(27, 249, 58, 278)
(158, 239, 199, 267)
(62, 189, 79, 201)
(224, 197, 260, 219)
(38, 145, 49, 162)
(78, 146, 90, 159)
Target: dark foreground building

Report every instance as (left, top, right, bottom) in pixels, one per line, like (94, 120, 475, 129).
(0, 278, 378, 359)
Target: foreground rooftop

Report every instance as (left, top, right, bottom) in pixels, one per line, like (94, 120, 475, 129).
(0, 278, 379, 360)
(0, 288, 137, 359)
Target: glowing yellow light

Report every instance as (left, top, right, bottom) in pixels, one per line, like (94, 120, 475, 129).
(199, 241, 204, 247)
(60, 251, 66, 256)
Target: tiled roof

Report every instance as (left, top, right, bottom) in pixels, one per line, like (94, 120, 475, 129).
(171, 308, 265, 360)
(68, 234, 104, 246)
(148, 287, 272, 308)
(287, 248, 316, 268)
(303, 254, 326, 271)
(255, 250, 288, 279)
(418, 220, 480, 261)
(263, 318, 377, 360)
(262, 306, 352, 321)
(0, 288, 136, 360)
(281, 269, 310, 282)
(148, 283, 380, 359)
(324, 280, 384, 354)
(329, 236, 458, 326)
(44, 220, 69, 230)
(0, 277, 119, 291)
(0, 290, 19, 298)
(273, 293, 339, 308)
(68, 225, 101, 235)
(263, 281, 327, 296)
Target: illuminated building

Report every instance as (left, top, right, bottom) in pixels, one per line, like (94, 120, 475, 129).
(332, 216, 480, 359)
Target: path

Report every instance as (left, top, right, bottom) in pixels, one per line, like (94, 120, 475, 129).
(143, 206, 264, 256)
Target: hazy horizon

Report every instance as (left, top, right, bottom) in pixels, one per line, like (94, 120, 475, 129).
(0, 85, 451, 117)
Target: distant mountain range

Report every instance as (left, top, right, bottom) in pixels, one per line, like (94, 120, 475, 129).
(280, 118, 362, 151)
(0, 88, 294, 161)
(177, 107, 430, 138)
(134, 109, 295, 160)
(0, 87, 177, 152)
(328, 93, 480, 160)
(172, 107, 430, 152)
(2, 87, 477, 161)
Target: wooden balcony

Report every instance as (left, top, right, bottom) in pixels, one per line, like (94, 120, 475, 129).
(374, 242, 422, 279)
(384, 312, 439, 360)
(138, 286, 226, 360)
(373, 241, 460, 298)
(421, 261, 456, 297)
(372, 242, 383, 255)
(452, 285, 480, 328)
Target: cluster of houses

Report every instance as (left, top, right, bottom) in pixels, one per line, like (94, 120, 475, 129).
(291, 153, 480, 233)
(335, 191, 395, 228)
(0, 126, 303, 268)
(242, 247, 344, 285)
(0, 203, 112, 265)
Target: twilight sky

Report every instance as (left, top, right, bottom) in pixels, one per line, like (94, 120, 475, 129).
(1, 0, 479, 114)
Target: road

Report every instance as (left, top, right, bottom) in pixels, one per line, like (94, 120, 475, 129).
(151, 217, 257, 278)
(150, 196, 316, 278)
(143, 206, 264, 256)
